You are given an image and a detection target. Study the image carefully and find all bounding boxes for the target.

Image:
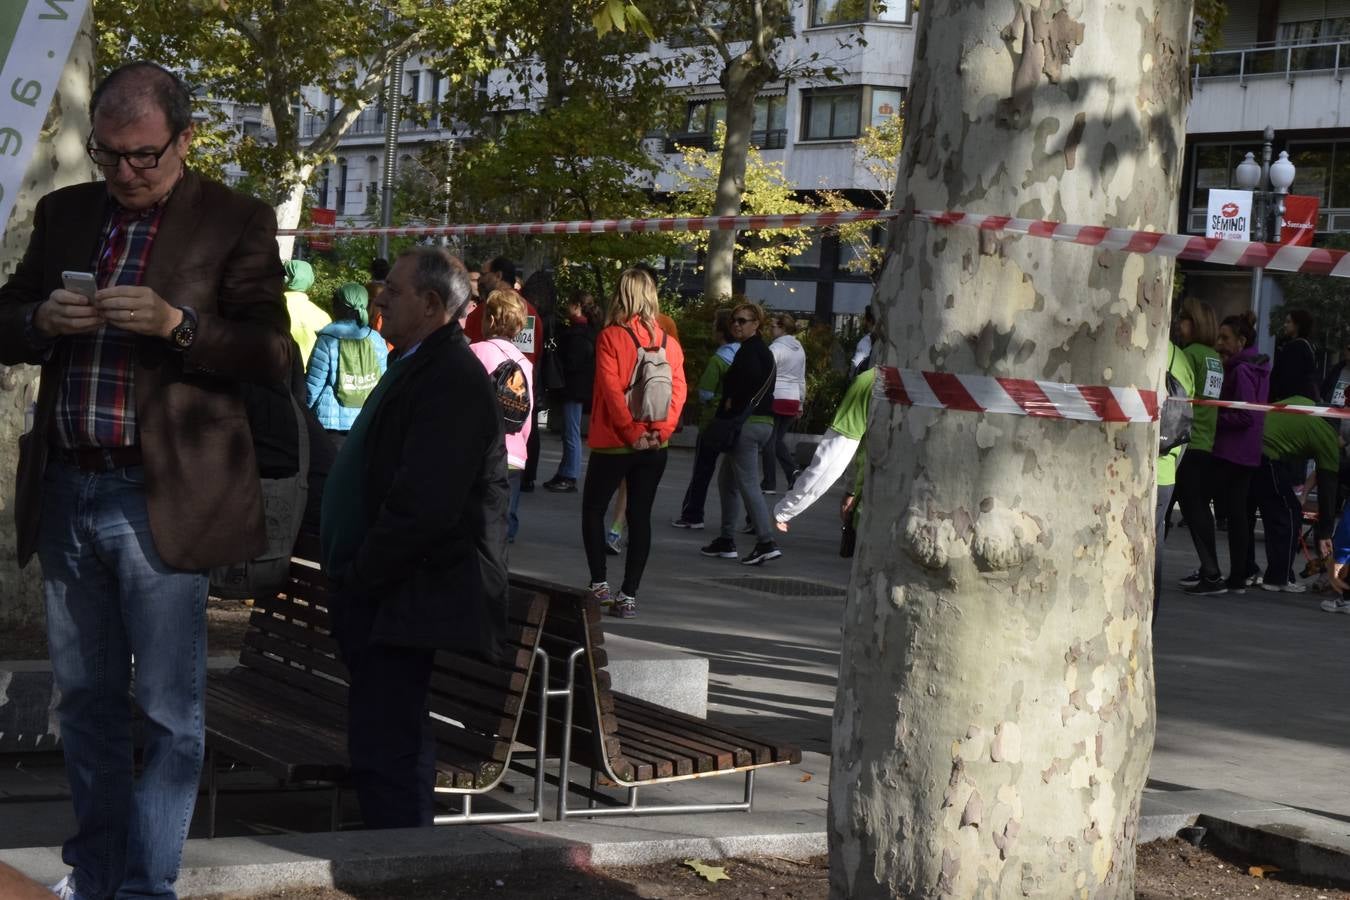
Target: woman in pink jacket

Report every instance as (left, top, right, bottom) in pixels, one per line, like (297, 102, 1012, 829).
(470, 289, 534, 543)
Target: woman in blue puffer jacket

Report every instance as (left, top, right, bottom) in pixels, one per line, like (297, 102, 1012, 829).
(305, 282, 389, 445)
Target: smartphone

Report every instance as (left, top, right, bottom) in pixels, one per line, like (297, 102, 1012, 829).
(61, 271, 97, 302)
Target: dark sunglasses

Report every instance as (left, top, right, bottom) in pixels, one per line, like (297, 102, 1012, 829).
(732, 316, 757, 325)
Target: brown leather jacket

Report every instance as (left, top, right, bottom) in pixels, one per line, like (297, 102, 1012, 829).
(0, 172, 292, 570)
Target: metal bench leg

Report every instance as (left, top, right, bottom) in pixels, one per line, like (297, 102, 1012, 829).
(589, 770, 599, 810)
(532, 648, 550, 819)
(331, 786, 342, 831)
(553, 647, 584, 821)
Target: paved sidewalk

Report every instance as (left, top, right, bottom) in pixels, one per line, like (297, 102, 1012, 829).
(1, 432, 1347, 893)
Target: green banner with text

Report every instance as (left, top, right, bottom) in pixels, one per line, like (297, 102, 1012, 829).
(0, 0, 89, 239)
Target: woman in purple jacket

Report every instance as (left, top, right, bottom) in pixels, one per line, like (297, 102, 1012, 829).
(1187, 311, 1271, 595)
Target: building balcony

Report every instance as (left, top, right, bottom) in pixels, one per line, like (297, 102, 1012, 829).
(1191, 39, 1350, 133)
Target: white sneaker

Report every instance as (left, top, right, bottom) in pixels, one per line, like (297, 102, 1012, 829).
(1320, 598, 1350, 614)
(1261, 581, 1307, 594)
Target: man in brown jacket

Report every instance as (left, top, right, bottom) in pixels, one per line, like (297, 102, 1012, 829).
(0, 62, 290, 900)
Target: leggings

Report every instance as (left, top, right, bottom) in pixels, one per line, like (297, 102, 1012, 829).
(582, 449, 668, 597)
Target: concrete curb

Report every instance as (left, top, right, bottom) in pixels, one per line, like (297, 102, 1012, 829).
(2, 791, 1348, 896)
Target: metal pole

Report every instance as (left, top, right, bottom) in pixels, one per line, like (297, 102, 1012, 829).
(379, 60, 405, 260)
(1250, 125, 1275, 316)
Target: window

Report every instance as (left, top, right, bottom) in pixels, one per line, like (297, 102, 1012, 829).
(801, 89, 862, 140)
(870, 89, 902, 126)
(667, 95, 788, 152)
(336, 160, 348, 213)
(810, 0, 908, 27)
(405, 71, 420, 106)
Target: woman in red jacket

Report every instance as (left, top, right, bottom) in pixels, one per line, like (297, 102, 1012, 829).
(582, 268, 687, 618)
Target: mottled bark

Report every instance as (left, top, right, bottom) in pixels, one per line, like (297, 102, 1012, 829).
(274, 162, 316, 262)
(0, 8, 96, 629)
(829, 2, 1192, 898)
(703, 70, 759, 301)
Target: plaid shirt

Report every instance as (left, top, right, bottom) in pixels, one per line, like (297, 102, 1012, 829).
(53, 202, 165, 449)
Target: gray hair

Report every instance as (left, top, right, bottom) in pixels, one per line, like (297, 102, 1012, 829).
(401, 246, 471, 317)
(91, 62, 194, 134)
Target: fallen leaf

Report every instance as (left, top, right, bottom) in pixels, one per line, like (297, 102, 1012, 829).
(799, 773, 813, 783)
(683, 859, 731, 883)
(1248, 865, 1281, 878)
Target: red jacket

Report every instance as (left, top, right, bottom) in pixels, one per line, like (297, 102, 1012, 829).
(588, 317, 687, 449)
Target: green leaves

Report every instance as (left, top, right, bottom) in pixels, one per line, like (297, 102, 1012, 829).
(592, 0, 654, 37)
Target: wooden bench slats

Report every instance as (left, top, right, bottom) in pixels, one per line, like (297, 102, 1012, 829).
(615, 693, 801, 764)
(615, 718, 731, 771)
(245, 614, 342, 657)
(235, 649, 350, 706)
(242, 633, 349, 684)
(249, 604, 333, 636)
(614, 699, 755, 767)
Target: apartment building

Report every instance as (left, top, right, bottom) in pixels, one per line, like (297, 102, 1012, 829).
(1182, 0, 1350, 351)
(300, 1, 915, 317)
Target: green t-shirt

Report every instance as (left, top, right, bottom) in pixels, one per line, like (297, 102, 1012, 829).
(1261, 395, 1340, 473)
(1182, 342, 1222, 453)
(697, 351, 734, 430)
(831, 368, 877, 441)
(1158, 342, 1196, 487)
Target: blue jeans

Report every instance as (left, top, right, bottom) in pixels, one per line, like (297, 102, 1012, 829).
(39, 463, 208, 900)
(719, 421, 775, 543)
(555, 400, 583, 481)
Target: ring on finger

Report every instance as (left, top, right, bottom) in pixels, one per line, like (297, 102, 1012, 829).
(128, 310, 135, 321)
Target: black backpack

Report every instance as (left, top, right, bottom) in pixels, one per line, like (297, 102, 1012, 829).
(1159, 345, 1193, 455)
(488, 343, 531, 434)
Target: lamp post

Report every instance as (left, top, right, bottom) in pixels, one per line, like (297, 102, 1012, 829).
(1233, 125, 1297, 324)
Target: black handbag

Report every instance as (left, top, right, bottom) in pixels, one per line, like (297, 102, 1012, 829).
(839, 520, 857, 558)
(701, 365, 776, 454)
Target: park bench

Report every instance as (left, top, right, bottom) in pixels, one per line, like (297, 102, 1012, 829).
(509, 573, 802, 819)
(203, 539, 553, 835)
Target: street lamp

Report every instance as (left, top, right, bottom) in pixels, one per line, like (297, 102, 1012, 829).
(1233, 125, 1297, 319)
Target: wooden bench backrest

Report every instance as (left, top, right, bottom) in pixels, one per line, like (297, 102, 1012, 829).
(509, 574, 634, 780)
(239, 534, 549, 790)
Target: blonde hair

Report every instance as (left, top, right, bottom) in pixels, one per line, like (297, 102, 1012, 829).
(1180, 297, 1218, 347)
(771, 312, 797, 332)
(732, 302, 767, 339)
(607, 268, 659, 330)
(482, 289, 527, 339)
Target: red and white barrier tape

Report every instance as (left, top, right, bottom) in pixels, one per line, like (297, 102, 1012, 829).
(909, 210, 1350, 278)
(276, 209, 896, 239)
(280, 206, 1350, 278)
(874, 366, 1350, 422)
(874, 366, 1159, 423)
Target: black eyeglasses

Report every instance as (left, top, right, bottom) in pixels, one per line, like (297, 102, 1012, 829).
(86, 131, 181, 170)
(732, 316, 756, 325)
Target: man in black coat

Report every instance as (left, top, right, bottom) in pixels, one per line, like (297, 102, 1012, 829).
(320, 246, 509, 828)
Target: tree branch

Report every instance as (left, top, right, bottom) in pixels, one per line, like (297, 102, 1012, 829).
(685, 0, 732, 64)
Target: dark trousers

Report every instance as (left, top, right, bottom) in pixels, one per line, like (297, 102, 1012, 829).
(1214, 457, 1257, 588)
(1155, 483, 1174, 619)
(680, 435, 723, 524)
(1247, 455, 1303, 585)
(331, 594, 437, 828)
(1177, 449, 1222, 580)
(523, 406, 541, 484)
(760, 413, 799, 490)
(582, 449, 668, 596)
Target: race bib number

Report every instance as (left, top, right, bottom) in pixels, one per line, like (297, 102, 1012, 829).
(512, 315, 536, 354)
(1203, 357, 1223, 399)
(1334, 373, 1350, 407)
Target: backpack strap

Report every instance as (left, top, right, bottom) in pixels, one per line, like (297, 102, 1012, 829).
(623, 323, 664, 350)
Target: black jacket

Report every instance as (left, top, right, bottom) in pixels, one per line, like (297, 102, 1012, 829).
(555, 317, 597, 405)
(1271, 336, 1321, 403)
(717, 334, 776, 419)
(342, 322, 510, 658)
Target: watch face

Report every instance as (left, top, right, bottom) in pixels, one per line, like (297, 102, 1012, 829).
(173, 323, 196, 349)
